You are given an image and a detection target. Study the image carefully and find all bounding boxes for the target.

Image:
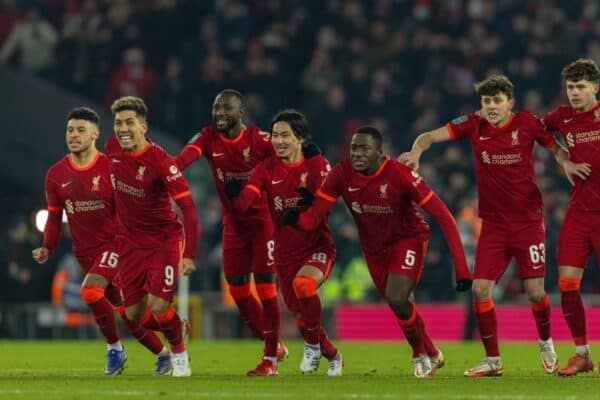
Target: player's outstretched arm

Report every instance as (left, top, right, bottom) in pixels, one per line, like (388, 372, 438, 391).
(420, 192, 472, 291)
(173, 193, 199, 262)
(175, 144, 202, 171)
(547, 142, 592, 185)
(397, 126, 452, 171)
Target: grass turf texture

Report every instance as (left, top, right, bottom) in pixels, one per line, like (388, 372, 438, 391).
(0, 340, 598, 399)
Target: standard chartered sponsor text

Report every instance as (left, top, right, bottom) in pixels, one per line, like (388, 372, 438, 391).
(115, 180, 145, 198)
(490, 153, 522, 165)
(74, 200, 105, 212)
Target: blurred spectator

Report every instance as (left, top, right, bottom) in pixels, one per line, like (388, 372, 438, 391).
(0, 6, 58, 77)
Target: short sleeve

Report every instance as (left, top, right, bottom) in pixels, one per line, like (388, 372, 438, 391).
(397, 164, 434, 207)
(445, 114, 479, 141)
(158, 155, 191, 199)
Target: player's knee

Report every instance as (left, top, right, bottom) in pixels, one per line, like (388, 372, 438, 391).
(80, 286, 105, 305)
(527, 290, 545, 304)
(384, 288, 410, 309)
(471, 284, 491, 301)
(228, 283, 251, 301)
(292, 275, 318, 299)
(148, 298, 170, 316)
(125, 307, 144, 323)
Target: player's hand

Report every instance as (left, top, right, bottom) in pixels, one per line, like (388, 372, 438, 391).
(296, 187, 315, 207)
(281, 209, 300, 226)
(562, 160, 591, 185)
(455, 278, 472, 292)
(179, 258, 196, 276)
(32, 247, 50, 264)
(223, 179, 243, 198)
(302, 142, 321, 158)
(397, 151, 420, 170)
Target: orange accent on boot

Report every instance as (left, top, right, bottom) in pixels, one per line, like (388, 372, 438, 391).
(396, 306, 417, 327)
(154, 307, 176, 324)
(530, 293, 549, 311)
(80, 286, 105, 304)
(229, 283, 252, 300)
(292, 275, 318, 299)
(474, 299, 494, 314)
(559, 277, 581, 292)
(256, 283, 277, 300)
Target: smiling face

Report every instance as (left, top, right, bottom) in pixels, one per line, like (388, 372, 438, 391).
(271, 121, 304, 162)
(480, 93, 514, 127)
(212, 92, 243, 135)
(566, 79, 599, 112)
(66, 119, 98, 155)
(113, 110, 148, 152)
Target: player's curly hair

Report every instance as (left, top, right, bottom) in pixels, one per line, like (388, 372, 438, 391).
(110, 96, 148, 120)
(354, 125, 383, 149)
(562, 58, 600, 83)
(474, 75, 514, 99)
(67, 106, 99, 126)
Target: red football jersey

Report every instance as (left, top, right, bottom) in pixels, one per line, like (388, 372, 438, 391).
(44, 153, 116, 257)
(544, 102, 600, 211)
(319, 158, 431, 255)
(246, 155, 334, 263)
(446, 111, 556, 223)
(178, 125, 273, 221)
(105, 138, 192, 250)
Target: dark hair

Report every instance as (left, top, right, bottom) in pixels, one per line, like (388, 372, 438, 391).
(110, 96, 148, 120)
(217, 89, 245, 108)
(67, 106, 99, 126)
(562, 58, 600, 83)
(474, 74, 514, 99)
(354, 125, 383, 148)
(270, 109, 311, 143)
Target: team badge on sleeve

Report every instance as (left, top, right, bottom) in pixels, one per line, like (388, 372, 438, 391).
(451, 115, 468, 125)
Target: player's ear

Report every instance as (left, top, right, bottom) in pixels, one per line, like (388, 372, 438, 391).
(508, 98, 515, 110)
(594, 83, 599, 94)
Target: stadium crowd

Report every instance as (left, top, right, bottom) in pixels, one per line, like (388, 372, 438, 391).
(1, 0, 600, 308)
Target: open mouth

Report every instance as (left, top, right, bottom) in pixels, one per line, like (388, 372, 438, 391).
(118, 133, 133, 146)
(215, 119, 229, 129)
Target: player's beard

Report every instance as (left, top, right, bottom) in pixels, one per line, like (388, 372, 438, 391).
(214, 118, 236, 134)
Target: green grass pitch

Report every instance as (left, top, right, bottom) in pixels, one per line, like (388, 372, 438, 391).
(0, 340, 598, 399)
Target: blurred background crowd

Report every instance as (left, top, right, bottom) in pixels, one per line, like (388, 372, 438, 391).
(1, 0, 600, 338)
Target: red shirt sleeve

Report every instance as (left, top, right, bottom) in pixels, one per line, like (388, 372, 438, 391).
(420, 193, 471, 282)
(542, 107, 561, 132)
(43, 170, 62, 251)
(297, 164, 341, 230)
(176, 131, 205, 170)
(234, 162, 268, 212)
(529, 113, 556, 148)
(445, 114, 479, 141)
(159, 157, 198, 258)
(257, 130, 275, 159)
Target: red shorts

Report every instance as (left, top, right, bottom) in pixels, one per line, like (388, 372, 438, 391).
(365, 237, 428, 297)
(558, 208, 600, 268)
(76, 243, 120, 286)
(277, 245, 335, 313)
(222, 218, 275, 278)
(474, 220, 546, 281)
(111, 238, 182, 307)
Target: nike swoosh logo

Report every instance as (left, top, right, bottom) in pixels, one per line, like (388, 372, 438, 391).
(162, 288, 173, 293)
(479, 136, 492, 141)
(212, 152, 225, 157)
(61, 181, 72, 188)
(564, 118, 573, 124)
(111, 158, 121, 163)
(400, 265, 413, 270)
(482, 334, 494, 339)
(532, 264, 544, 270)
(267, 261, 275, 266)
(272, 180, 284, 184)
(348, 187, 360, 192)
